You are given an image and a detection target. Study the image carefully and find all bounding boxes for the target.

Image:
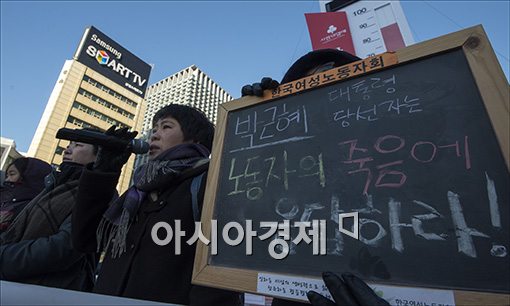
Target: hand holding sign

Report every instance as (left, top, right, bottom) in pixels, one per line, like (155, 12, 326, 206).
(241, 77, 280, 97)
(271, 272, 389, 306)
(307, 272, 390, 306)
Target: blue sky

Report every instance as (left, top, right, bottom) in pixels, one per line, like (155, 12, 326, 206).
(1, 1, 509, 153)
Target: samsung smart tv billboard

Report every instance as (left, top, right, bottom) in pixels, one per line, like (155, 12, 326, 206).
(74, 26, 151, 98)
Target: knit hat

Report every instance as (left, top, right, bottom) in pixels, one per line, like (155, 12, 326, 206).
(281, 49, 361, 84)
(9, 158, 29, 180)
(6, 157, 52, 186)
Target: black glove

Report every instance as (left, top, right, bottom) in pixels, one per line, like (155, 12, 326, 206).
(241, 77, 280, 97)
(93, 126, 137, 173)
(307, 272, 390, 306)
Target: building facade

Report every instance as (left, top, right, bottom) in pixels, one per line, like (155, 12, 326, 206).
(136, 65, 233, 166)
(143, 65, 232, 131)
(1, 137, 24, 172)
(28, 26, 151, 192)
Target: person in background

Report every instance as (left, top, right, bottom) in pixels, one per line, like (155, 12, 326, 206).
(0, 136, 98, 291)
(72, 105, 243, 305)
(241, 48, 361, 97)
(242, 49, 390, 306)
(1, 157, 52, 232)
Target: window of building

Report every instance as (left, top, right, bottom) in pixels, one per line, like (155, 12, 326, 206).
(71, 102, 130, 129)
(55, 146, 66, 155)
(67, 116, 101, 130)
(82, 75, 138, 108)
(78, 88, 135, 119)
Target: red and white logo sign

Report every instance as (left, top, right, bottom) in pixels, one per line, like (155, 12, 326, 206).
(305, 12, 355, 54)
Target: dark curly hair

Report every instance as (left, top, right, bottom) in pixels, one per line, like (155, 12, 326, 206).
(153, 104, 215, 151)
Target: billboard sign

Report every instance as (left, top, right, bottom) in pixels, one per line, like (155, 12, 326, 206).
(319, 0, 415, 58)
(305, 12, 356, 54)
(74, 26, 151, 97)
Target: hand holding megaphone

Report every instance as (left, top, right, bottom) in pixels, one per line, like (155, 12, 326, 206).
(56, 127, 149, 154)
(89, 126, 139, 173)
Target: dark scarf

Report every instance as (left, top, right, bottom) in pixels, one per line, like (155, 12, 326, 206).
(0, 158, 52, 232)
(1, 182, 41, 232)
(0, 162, 84, 244)
(97, 143, 210, 258)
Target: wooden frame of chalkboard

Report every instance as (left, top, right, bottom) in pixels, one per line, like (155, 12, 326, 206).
(193, 25, 509, 305)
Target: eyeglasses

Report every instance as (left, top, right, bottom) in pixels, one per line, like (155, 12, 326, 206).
(306, 61, 336, 76)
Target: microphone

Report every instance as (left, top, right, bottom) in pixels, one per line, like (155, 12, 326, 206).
(56, 128, 149, 154)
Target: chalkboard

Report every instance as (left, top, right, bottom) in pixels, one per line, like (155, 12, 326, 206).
(193, 26, 510, 304)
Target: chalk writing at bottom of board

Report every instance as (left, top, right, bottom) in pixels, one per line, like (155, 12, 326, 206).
(221, 171, 505, 260)
(152, 171, 506, 261)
